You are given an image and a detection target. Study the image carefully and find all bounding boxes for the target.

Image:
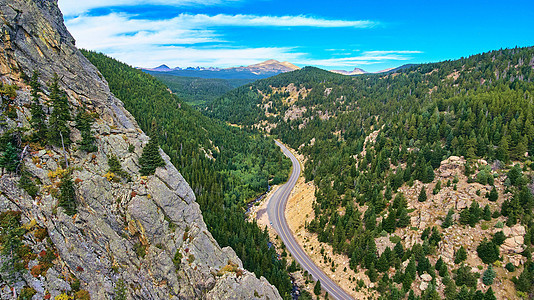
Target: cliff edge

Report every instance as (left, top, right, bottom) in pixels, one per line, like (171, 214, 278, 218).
(0, 0, 281, 299)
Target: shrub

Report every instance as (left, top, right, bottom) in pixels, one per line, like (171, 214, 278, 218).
(442, 209, 454, 228)
(19, 171, 39, 198)
(492, 231, 506, 246)
(107, 155, 131, 181)
(54, 293, 72, 300)
(173, 250, 182, 269)
(18, 287, 36, 300)
(113, 279, 127, 300)
(74, 290, 90, 300)
(133, 242, 147, 258)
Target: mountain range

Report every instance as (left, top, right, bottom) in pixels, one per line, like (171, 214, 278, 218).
(143, 59, 300, 80)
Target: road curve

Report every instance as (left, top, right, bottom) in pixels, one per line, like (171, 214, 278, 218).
(268, 141, 353, 300)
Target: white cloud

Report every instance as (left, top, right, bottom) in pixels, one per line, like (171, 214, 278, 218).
(293, 51, 422, 68)
(63, 11, 413, 69)
(363, 50, 423, 55)
(175, 14, 376, 28)
(58, 0, 242, 16)
(107, 45, 304, 68)
(66, 13, 220, 50)
(65, 12, 379, 67)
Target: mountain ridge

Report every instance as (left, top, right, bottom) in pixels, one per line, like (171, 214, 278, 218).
(0, 0, 281, 298)
(144, 59, 299, 76)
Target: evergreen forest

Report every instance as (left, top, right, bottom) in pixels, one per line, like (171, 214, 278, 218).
(82, 50, 295, 298)
(207, 46, 534, 299)
(148, 73, 252, 106)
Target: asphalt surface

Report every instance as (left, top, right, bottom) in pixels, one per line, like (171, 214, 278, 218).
(267, 141, 353, 300)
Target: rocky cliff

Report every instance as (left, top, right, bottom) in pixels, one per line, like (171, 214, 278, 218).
(0, 0, 281, 299)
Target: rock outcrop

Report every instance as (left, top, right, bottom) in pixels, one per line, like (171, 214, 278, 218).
(0, 0, 281, 299)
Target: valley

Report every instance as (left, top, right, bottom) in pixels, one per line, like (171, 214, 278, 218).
(1, 0, 533, 299)
(206, 46, 534, 299)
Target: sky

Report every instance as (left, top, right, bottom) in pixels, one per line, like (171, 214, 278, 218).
(58, 0, 534, 72)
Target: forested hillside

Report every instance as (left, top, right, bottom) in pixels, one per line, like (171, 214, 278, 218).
(207, 46, 534, 299)
(82, 50, 294, 298)
(147, 72, 252, 105)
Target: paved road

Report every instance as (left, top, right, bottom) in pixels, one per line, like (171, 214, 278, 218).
(267, 141, 353, 300)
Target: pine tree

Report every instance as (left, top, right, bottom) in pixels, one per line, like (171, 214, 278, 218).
(313, 280, 321, 295)
(75, 110, 98, 152)
(484, 287, 497, 300)
(367, 262, 378, 282)
(396, 207, 411, 228)
(139, 136, 166, 176)
(383, 209, 396, 233)
(477, 239, 499, 264)
(47, 74, 71, 147)
(58, 173, 77, 216)
(376, 251, 389, 272)
(468, 201, 482, 227)
(435, 257, 443, 273)
(488, 187, 498, 202)
(29, 71, 47, 143)
(403, 258, 416, 290)
(418, 187, 427, 202)
(482, 265, 496, 285)
(394, 241, 404, 259)
(459, 208, 471, 225)
(0, 142, 19, 174)
(483, 204, 492, 221)
(107, 155, 130, 181)
(454, 246, 467, 264)
(364, 205, 376, 231)
(442, 208, 454, 228)
(443, 276, 457, 299)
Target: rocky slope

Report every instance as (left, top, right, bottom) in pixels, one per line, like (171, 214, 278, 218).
(0, 0, 280, 299)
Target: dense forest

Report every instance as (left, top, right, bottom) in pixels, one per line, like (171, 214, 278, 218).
(147, 72, 252, 106)
(207, 46, 534, 299)
(82, 50, 295, 298)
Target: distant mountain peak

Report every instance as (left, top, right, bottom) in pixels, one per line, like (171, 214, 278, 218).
(244, 59, 300, 72)
(142, 59, 299, 80)
(330, 67, 367, 75)
(145, 64, 172, 72)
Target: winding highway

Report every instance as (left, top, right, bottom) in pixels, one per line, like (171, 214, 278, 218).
(267, 141, 353, 300)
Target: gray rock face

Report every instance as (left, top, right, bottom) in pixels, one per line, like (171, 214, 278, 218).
(0, 0, 281, 299)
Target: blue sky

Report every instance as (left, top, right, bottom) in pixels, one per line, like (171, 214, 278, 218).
(58, 0, 534, 72)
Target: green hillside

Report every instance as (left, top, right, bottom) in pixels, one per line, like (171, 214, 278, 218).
(82, 50, 294, 298)
(207, 46, 534, 298)
(148, 72, 252, 105)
